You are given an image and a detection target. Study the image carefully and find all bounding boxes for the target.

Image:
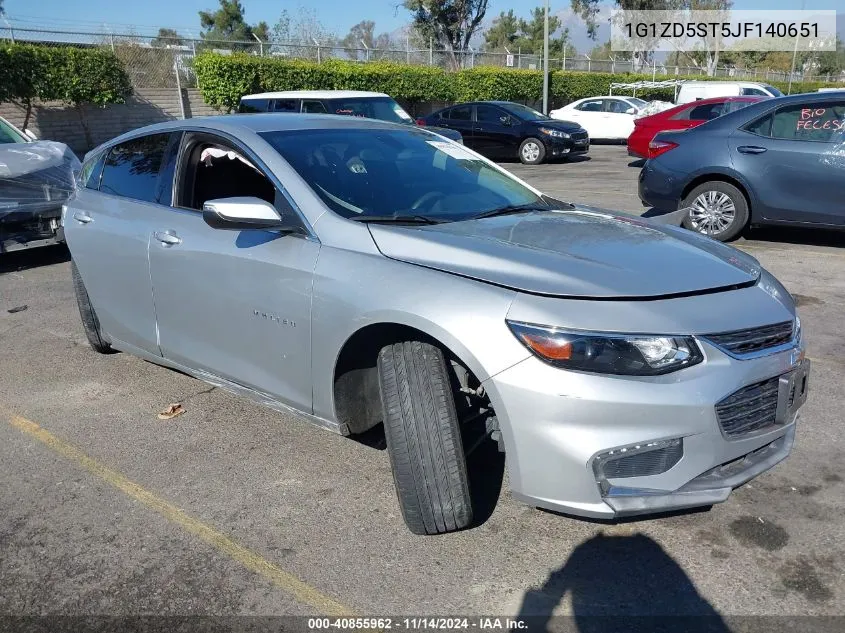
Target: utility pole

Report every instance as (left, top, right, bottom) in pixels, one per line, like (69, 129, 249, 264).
(251, 33, 263, 57)
(788, 0, 805, 95)
(542, 0, 550, 114)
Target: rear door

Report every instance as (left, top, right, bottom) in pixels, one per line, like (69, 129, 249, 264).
(64, 132, 181, 356)
(146, 131, 319, 411)
(731, 99, 845, 226)
(441, 105, 476, 148)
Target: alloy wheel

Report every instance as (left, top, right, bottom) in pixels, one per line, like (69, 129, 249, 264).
(521, 142, 541, 163)
(688, 190, 736, 236)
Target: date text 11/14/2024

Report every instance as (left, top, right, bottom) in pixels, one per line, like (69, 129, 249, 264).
(307, 618, 529, 630)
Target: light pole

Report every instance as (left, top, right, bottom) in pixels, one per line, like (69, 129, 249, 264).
(788, 0, 805, 95)
(542, 0, 550, 114)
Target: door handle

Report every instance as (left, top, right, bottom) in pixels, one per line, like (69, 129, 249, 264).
(154, 230, 182, 246)
(72, 211, 93, 224)
(737, 145, 768, 154)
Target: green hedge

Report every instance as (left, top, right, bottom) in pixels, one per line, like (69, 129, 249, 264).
(194, 52, 842, 112)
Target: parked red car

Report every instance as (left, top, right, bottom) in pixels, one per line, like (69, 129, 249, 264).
(627, 96, 768, 159)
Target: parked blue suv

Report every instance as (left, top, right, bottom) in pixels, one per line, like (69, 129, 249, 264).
(639, 91, 845, 241)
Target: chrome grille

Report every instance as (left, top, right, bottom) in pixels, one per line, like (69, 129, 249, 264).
(716, 376, 780, 437)
(705, 321, 794, 356)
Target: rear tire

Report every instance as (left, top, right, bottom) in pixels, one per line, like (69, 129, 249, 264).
(377, 340, 472, 535)
(71, 260, 114, 354)
(518, 138, 546, 165)
(681, 181, 749, 242)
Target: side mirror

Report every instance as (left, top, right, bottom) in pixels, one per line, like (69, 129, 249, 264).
(202, 196, 293, 231)
(625, 107, 636, 114)
(24, 129, 38, 141)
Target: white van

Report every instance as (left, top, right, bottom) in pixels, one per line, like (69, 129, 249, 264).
(676, 81, 783, 104)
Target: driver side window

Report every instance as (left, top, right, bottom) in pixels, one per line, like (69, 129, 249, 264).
(176, 135, 277, 211)
(577, 100, 603, 112)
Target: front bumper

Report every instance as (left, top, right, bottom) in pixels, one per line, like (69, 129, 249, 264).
(544, 135, 589, 158)
(484, 337, 806, 519)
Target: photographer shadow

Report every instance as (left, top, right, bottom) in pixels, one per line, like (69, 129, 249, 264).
(516, 533, 731, 633)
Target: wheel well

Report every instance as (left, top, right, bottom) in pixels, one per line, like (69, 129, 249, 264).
(332, 323, 481, 436)
(681, 174, 752, 216)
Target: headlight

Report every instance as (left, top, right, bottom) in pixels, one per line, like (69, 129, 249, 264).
(507, 321, 703, 376)
(539, 127, 570, 139)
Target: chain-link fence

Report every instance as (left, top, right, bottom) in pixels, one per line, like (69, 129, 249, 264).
(1, 26, 842, 95)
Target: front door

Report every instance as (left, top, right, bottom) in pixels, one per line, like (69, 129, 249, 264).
(473, 104, 519, 157)
(146, 132, 319, 412)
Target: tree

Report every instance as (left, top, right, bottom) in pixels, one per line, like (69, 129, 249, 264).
(515, 6, 572, 57)
(152, 28, 184, 48)
(340, 20, 391, 51)
(271, 7, 335, 58)
(199, 0, 268, 44)
(589, 40, 631, 61)
(483, 10, 520, 52)
(679, 0, 731, 76)
(403, 0, 489, 69)
(815, 37, 845, 77)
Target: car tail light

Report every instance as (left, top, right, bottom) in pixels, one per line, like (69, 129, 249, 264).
(415, 118, 427, 126)
(648, 139, 678, 159)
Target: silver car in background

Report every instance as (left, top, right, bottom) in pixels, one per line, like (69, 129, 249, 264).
(64, 114, 809, 535)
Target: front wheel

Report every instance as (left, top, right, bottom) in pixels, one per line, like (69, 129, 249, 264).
(377, 340, 472, 535)
(518, 138, 546, 165)
(681, 181, 749, 242)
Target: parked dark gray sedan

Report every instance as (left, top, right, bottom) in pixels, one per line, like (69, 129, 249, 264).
(639, 91, 845, 241)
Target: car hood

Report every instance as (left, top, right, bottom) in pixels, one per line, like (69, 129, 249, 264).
(532, 119, 583, 133)
(367, 207, 761, 299)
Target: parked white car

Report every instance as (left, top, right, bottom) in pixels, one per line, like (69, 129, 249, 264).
(549, 96, 647, 141)
(676, 81, 783, 104)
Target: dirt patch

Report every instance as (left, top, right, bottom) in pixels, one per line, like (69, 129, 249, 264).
(779, 556, 834, 602)
(792, 294, 823, 307)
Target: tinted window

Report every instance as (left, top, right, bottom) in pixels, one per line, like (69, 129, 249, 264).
(577, 100, 603, 112)
(448, 106, 472, 121)
(79, 152, 106, 190)
(100, 133, 172, 203)
(688, 103, 724, 120)
(302, 100, 328, 113)
(476, 105, 507, 124)
(272, 99, 298, 112)
(326, 97, 413, 123)
(741, 87, 769, 96)
(606, 100, 632, 114)
(239, 99, 269, 113)
(260, 128, 543, 222)
(764, 85, 783, 97)
(499, 103, 549, 120)
(749, 102, 845, 142)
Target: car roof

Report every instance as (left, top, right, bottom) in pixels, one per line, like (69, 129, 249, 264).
(241, 90, 390, 100)
(86, 113, 414, 158)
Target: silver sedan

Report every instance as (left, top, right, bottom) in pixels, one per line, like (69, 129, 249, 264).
(64, 114, 809, 534)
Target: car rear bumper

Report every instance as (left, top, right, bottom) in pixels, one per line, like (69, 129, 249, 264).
(483, 338, 806, 519)
(638, 159, 683, 211)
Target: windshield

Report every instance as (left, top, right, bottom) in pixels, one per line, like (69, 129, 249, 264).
(628, 98, 648, 107)
(763, 85, 784, 97)
(260, 128, 543, 221)
(0, 118, 27, 144)
(326, 97, 414, 124)
(500, 103, 550, 121)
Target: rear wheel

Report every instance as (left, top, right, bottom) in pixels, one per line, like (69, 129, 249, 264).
(377, 340, 472, 535)
(519, 138, 546, 165)
(71, 260, 114, 354)
(681, 181, 749, 242)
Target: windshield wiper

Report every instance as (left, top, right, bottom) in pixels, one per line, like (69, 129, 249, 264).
(471, 202, 553, 220)
(349, 214, 446, 225)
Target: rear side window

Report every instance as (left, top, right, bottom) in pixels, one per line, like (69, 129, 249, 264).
(271, 99, 298, 112)
(239, 99, 269, 113)
(448, 105, 472, 121)
(746, 101, 845, 142)
(99, 133, 173, 204)
(78, 152, 106, 190)
(302, 100, 328, 113)
(576, 100, 603, 112)
(688, 103, 724, 121)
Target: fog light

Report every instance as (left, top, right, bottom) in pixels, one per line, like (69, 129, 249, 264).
(593, 438, 683, 483)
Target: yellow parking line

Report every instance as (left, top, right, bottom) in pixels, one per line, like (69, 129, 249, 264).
(6, 413, 353, 617)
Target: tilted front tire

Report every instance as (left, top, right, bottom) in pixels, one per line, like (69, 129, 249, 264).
(377, 340, 472, 535)
(71, 260, 115, 354)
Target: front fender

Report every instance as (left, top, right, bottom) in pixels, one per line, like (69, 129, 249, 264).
(310, 247, 529, 423)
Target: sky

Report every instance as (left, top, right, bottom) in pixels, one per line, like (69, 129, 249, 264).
(3, 0, 843, 46)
